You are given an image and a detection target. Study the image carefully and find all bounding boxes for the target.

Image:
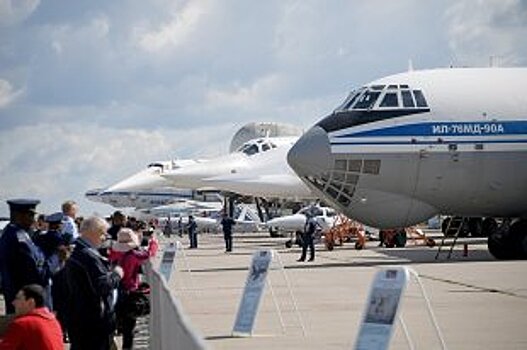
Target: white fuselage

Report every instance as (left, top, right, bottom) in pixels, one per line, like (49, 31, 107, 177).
(203, 138, 315, 199)
(161, 137, 303, 196)
(288, 68, 527, 228)
(265, 206, 337, 232)
(86, 187, 194, 209)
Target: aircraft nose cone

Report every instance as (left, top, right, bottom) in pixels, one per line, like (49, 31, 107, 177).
(105, 169, 169, 192)
(287, 126, 331, 178)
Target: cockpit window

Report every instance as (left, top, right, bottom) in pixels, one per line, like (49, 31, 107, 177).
(262, 143, 270, 151)
(370, 85, 385, 90)
(413, 90, 428, 107)
(344, 90, 363, 110)
(242, 144, 259, 156)
(379, 92, 399, 107)
(148, 163, 164, 169)
(401, 90, 415, 107)
(353, 91, 381, 109)
(334, 88, 365, 112)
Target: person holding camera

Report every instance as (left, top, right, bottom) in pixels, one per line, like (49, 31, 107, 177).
(109, 228, 157, 350)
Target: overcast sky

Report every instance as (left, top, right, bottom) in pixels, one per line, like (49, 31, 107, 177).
(1, 0, 526, 218)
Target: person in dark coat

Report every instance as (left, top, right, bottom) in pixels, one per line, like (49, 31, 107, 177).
(220, 212, 236, 252)
(187, 215, 198, 248)
(0, 199, 50, 314)
(33, 212, 68, 272)
(297, 213, 317, 262)
(63, 216, 123, 350)
(34, 212, 72, 341)
(107, 211, 127, 241)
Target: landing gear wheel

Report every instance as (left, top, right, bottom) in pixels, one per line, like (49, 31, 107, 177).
(514, 231, 527, 259)
(511, 220, 527, 259)
(481, 218, 498, 238)
(269, 227, 280, 238)
(488, 230, 516, 260)
(394, 229, 407, 247)
(354, 241, 364, 250)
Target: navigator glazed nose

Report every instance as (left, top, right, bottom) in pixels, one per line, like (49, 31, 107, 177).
(287, 126, 332, 178)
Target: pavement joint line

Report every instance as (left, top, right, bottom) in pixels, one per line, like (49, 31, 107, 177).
(419, 274, 527, 300)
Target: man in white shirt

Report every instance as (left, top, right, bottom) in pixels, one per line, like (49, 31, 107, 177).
(61, 200, 79, 243)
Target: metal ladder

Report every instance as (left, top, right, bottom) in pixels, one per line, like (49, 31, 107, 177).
(435, 217, 466, 259)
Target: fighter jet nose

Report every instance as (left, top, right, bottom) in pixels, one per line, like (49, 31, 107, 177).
(287, 126, 331, 178)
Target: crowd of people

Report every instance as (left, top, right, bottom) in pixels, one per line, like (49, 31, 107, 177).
(0, 197, 315, 349)
(0, 199, 158, 350)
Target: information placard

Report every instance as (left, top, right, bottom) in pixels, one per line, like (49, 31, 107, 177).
(354, 267, 409, 350)
(232, 250, 272, 336)
(159, 242, 177, 282)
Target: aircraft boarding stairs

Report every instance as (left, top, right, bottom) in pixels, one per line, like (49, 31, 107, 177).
(435, 216, 468, 259)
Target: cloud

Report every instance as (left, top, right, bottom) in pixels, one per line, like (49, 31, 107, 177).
(0, 121, 235, 216)
(0, 78, 23, 107)
(135, 0, 209, 53)
(0, 0, 39, 26)
(445, 0, 527, 66)
(1, 0, 526, 217)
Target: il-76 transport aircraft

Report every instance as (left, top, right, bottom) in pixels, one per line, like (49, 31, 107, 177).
(287, 67, 527, 259)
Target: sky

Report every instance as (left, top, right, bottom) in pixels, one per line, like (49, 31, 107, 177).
(1, 0, 526, 218)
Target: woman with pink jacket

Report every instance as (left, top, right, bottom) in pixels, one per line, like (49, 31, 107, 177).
(109, 228, 158, 350)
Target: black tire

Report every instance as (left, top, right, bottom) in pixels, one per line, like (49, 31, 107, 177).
(488, 230, 516, 260)
(394, 229, 407, 247)
(481, 218, 498, 237)
(269, 227, 280, 238)
(511, 220, 527, 259)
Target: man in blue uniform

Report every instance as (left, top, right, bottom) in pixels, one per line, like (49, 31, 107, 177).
(187, 215, 198, 248)
(220, 212, 236, 252)
(297, 212, 317, 262)
(0, 199, 50, 314)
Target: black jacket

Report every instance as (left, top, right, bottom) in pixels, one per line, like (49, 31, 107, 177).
(0, 223, 49, 314)
(64, 238, 121, 349)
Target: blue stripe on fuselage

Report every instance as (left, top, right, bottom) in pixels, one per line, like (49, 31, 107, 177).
(330, 139, 527, 146)
(335, 120, 527, 138)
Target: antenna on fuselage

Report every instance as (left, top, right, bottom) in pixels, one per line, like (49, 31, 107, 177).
(408, 59, 414, 72)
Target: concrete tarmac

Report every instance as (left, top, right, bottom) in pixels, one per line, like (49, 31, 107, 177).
(164, 230, 527, 350)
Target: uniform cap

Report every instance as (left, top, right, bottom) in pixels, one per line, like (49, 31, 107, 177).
(45, 212, 64, 224)
(7, 199, 40, 213)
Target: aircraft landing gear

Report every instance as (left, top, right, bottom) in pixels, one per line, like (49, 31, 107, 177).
(511, 219, 527, 259)
(487, 219, 527, 260)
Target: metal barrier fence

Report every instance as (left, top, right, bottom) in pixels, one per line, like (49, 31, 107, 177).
(146, 261, 207, 350)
